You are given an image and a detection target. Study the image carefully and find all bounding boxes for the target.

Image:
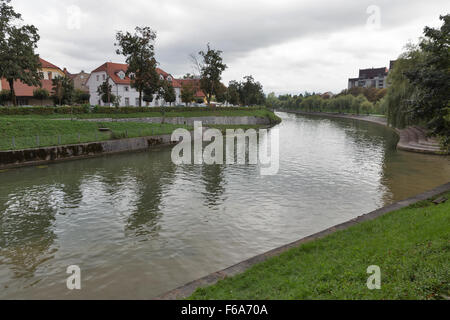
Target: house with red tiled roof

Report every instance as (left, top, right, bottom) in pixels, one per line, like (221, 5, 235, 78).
(0, 57, 65, 105)
(86, 62, 183, 107)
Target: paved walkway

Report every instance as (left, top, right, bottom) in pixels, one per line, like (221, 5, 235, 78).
(284, 111, 445, 155)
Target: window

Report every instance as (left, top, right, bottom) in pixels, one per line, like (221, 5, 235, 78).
(96, 75, 100, 81)
(167, 76, 172, 81)
(160, 75, 164, 80)
(102, 74, 106, 80)
(124, 86, 129, 92)
(135, 98, 140, 106)
(48, 72, 52, 80)
(125, 98, 130, 106)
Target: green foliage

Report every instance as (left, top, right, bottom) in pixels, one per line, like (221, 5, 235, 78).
(52, 75, 74, 105)
(403, 14, 450, 147)
(97, 77, 115, 105)
(115, 26, 160, 107)
(198, 43, 228, 106)
(0, 89, 11, 105)
(160, 80, 176, 106)
(73, 89, 90, 104)
(0, 0, 42, 106)
(181, 82, 196, 106)
(32, 88, 49, 104)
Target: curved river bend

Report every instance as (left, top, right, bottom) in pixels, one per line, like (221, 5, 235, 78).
(0, 112, 449, 299)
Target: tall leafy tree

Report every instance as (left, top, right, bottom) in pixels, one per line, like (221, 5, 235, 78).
(161, 80, 176, 106)
(404, 14, 450, 146)
(198, 44, 227, 106)
(115, 26, 160, 107)
(97, 76, 115, 105)
(181, 82, 196, 106)
(52, 75, 74, 106)
(227, 80, 241, 106)
(0, 0, 42, 106)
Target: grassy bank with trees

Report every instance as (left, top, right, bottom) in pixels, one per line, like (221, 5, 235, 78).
(190, 192, 450, 300)
(0, 118, 191, 150)
(0, 106, 281, 150)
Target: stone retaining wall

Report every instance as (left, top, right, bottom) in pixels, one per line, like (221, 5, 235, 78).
(0, 134, 176, 169)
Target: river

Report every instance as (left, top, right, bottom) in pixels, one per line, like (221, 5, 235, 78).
(0, 112, 449, 299)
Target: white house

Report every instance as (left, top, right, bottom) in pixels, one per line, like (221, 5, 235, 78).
(86, 62, 183, 107)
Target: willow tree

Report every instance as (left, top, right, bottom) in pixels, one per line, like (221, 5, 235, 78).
(0, 0, 42, 106)
(385, 46, 424, 129)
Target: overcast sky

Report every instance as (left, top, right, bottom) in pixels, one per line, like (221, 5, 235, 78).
(13, 0, 450, 94)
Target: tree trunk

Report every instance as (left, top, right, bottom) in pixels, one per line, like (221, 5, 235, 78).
(8, 79, 17, 106)
(139, 91, 142, 107)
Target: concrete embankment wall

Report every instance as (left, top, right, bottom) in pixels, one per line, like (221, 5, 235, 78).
(0, 134, 176, 170)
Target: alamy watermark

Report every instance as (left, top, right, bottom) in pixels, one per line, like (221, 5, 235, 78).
(66, 265, 81, 290)
(367, 265, 381, 290)
(366, 5, 381, 31)
(171, 122, 280, 176)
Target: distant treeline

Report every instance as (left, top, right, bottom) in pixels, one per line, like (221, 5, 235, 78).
(266, 87, 387, 116)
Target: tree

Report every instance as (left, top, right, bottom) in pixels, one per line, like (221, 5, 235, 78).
(239, 75, 265, 106)
(115, 26, 160, 107)
(33, 88, 49, 105)
(0, 89, 10, 105)
(214, 82, 227, 104)
(198, 44, 227, 106)
(161, 80, 176, 106)
(404, 14, 450, 145)
(97, 77, 115, 105)
(52, 76, 74, 105)
(74, 89, 90, 104)
(181, 82, 196, 106)
(0, 0, 42, 106)
(227, 80, 240, 106)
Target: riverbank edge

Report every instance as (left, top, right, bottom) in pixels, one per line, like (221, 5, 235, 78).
(0, 115, 276, 169)
(279, 110, 446, 155)
(157, 182, 450, 300)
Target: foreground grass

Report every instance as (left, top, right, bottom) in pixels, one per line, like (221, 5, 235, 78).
(190, 193, 450, 300)
(0, 118, 190, 150)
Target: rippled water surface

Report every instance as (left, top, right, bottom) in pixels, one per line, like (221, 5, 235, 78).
(0, 112, 449, 299)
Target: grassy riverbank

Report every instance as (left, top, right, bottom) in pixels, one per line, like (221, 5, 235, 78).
(0, 118, 190, 150)
(189, 193, 450, 300)
(0, 109, 280, 122)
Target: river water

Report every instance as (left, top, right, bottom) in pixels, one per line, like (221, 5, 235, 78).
(0, 112, 449, 299)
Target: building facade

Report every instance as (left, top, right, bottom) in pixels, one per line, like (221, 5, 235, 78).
(348, 67, 389, 90)
(0, 57, 64, 106)
(65, 69, 90, 92)
(86, 62, 183, 107)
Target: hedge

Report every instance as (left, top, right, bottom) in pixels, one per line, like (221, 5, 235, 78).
(0, 105, 266, 116)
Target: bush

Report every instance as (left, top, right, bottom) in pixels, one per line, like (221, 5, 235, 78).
(0, 105, 266, 116)
(0, 90, 11, 106)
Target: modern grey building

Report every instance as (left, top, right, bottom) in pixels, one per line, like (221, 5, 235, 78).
(348, 67, 389, 89)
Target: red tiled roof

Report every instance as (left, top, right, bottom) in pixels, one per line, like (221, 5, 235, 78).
(39, 57, 62, 71)
(1, 78, 54, 97)
(91, 62, 178, 86)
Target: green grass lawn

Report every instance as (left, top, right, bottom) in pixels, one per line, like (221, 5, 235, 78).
(0, 118, 190, 150)
(0, 109, 280, 121)
(189, 193, 450, 300)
